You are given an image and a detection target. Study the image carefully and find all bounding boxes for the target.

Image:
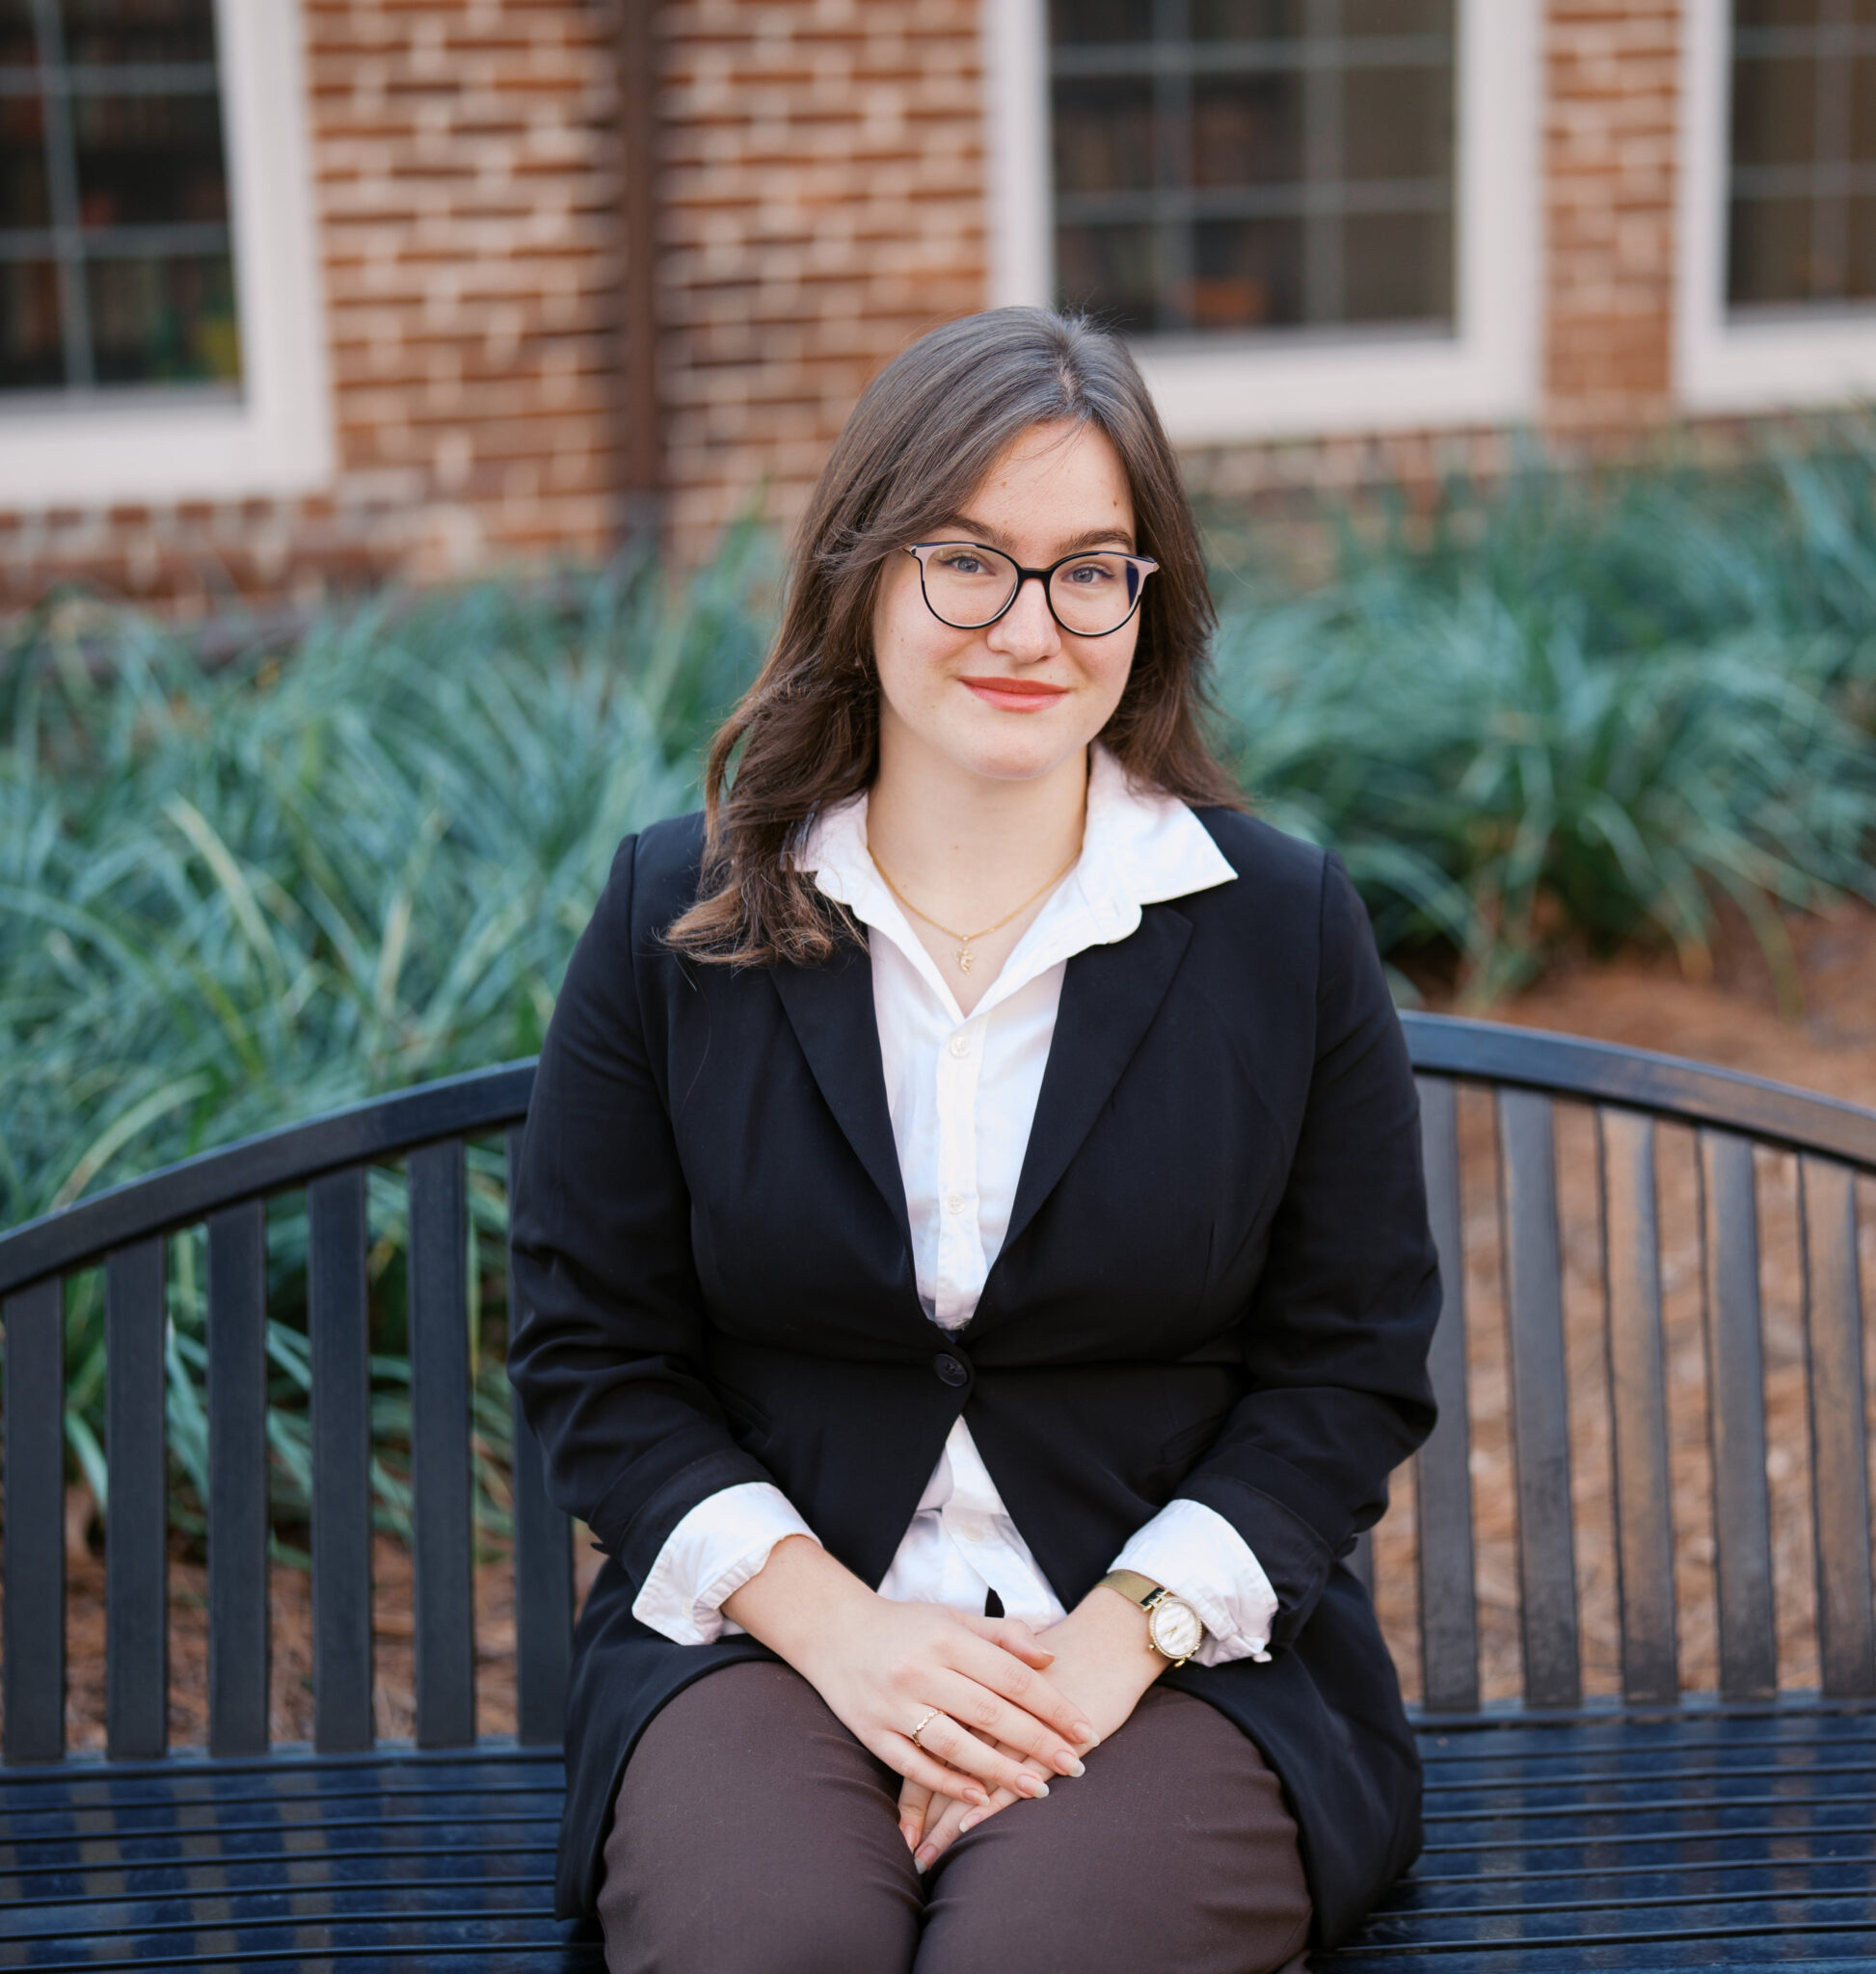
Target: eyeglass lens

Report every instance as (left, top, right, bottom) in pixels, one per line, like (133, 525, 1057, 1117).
(919, 545, 1145, 636)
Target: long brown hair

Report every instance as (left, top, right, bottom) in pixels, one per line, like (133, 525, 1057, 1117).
(667, 307, 1243, 967)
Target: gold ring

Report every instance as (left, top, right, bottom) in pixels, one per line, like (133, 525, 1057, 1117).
(910, 1708, 942, 1750)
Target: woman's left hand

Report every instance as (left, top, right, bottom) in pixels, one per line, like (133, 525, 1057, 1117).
(898, 1586, 1167, 1869)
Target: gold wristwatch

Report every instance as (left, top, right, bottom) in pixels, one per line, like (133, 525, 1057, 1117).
(1097, 1568, 1204, 1667)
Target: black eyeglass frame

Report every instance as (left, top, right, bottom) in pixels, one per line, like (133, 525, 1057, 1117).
(902, 542, 1160, 638)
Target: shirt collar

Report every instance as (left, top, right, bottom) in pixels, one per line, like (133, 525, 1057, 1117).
(799, 745, 1236, 1020)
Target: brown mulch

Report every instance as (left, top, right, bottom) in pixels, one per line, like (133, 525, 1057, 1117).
(25, 901, 1876, 1747)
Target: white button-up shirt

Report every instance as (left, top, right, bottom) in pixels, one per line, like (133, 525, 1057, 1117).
(631, 746, 1277, 1667)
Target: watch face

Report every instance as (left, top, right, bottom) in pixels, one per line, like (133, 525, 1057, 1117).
(1148, 1596, 1204, 1662)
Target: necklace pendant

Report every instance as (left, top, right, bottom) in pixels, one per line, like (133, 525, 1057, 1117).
(955, 944, 974, 974)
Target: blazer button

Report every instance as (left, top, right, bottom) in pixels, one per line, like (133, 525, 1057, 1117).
(933, 1351, 969, 1388)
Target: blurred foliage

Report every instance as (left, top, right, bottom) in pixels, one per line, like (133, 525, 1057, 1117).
(1, 527, 774, 1547)
(4, 442, 1876, 1542)
(1204, 439, 1876, 1003)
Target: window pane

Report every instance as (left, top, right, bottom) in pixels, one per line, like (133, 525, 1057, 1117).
(1726, 5, 1876, 311)
(2, 88, 50, 227)
(2, 0, 240, 398)
(1190, 216, 1301, 327)
(1054, 77, 1155, 195)
(1854, 53, 1876, 157)
(1191, 0, 1304, 39)
(0, 0, 37, 66)
(72, 88, 228, 228)
(1050, 0, 1151, 46)
(0, 260, 66, 388)
(1193, 74, 1300, 187)
(1057, 222, 1160, 333)
(1344, 0, 1451, 34)
(1343, 59, 1452, 182)
(58, 0, 217, 67)
(1729, 193, 1817, 303)
(85, 249, 237, 383)
(1850, 196, 1876, 296)
(1050, 4, 1457, 336)
(1344, 209, 1452, 322)
(1734, 0, 1820, 23)
(1731, 54, 1820, 169)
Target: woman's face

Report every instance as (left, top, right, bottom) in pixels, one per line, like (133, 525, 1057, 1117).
(870, 419, 1140, 788)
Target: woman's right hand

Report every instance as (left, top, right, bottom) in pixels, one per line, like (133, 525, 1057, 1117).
(721, 1535, 1095, 1806)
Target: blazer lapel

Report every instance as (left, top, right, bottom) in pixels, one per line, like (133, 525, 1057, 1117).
(769, 942, 914, 1252)
(997, 902, 1194, 1265)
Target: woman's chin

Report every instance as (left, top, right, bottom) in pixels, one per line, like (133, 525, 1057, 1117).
(919, 711, 1100, 787)
(950, 734, 1089, 787)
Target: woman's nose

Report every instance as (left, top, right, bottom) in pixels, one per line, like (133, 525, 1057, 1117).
(988, 573, 1060, 658)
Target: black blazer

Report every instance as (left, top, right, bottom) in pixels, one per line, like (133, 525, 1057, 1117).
(509, 803, 1440, 1945)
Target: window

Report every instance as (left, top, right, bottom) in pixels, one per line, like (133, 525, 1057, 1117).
(985, 0, 1540, 442)
(1728, 0, 1876, 309)
(1050, 0, 1456, 339)
(1677, 0, 1876, 410)
(0, 0, 330, 508)
(2, 0, 241, 398)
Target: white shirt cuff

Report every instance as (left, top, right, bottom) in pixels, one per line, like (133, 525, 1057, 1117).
(1111, 1497, 1277, 1667)
(630, 1481, 819, 1646)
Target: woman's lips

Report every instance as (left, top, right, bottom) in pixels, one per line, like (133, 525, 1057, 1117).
(959, 675, 1070, 712)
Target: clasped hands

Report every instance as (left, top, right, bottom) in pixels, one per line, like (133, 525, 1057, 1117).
(722, 1535, 1165, 1875)
(889, 1589, 1164, 1869)
(726, 1532, 1168, 1871)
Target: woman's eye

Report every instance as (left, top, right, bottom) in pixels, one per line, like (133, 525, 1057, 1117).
(1062, 561, 1113, 585)
(936, 552, 987, 575)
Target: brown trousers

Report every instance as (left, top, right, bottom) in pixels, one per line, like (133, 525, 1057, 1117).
(599, 1661, 1313, 1974)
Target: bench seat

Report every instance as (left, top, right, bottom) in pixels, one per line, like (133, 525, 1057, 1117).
(1344, 1705, 1876, 1970)
(0, 1748, 601, 1972)
(7, 1705, 1874, 1971)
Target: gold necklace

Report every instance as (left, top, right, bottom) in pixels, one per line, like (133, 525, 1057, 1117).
(867, 841, 1080, 974)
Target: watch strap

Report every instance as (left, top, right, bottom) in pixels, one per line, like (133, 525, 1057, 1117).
(1097, 1568, 1166, 1612)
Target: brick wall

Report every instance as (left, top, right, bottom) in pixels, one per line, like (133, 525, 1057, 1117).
(655, 0, 987, 563)
(1543, 0, 1680, 430)
(2, 0, 627, 613)
(0, 1, 1778, 609)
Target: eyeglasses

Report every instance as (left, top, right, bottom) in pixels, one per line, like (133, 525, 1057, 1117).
(903, 542, 1159, 639)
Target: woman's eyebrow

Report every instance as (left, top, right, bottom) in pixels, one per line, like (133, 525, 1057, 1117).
(940, 516, 1139, 556)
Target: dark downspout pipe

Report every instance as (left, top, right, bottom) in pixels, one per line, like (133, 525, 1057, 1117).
(618, 0, 661, 549)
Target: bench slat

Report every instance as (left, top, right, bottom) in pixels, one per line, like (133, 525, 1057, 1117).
(308, 1167, 374, 1751)
(509, 1125, 574, 1746)
(105, 1239, 168, 1759)
(3, 1276, 66, 1763)
(206, 1201, 270, 1756)
(1496, 1089, 1581, 1709)
(1801, 1156, 1876, 1697)
(409, 1138, 476, 1747)
(1598, 1106, 1678, 1704)
(1416, 1076, 1479, 1711)
(1699, 1129, 1778, 1700)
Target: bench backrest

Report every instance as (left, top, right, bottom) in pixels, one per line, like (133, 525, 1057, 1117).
(2, 1015, 1873, 1765)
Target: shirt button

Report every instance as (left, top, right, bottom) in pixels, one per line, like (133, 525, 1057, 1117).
(949, 1032, 972, 1057)
(945, 1191, 966, 1214)
(933, 1351, 969, 1388)
(955, 1515, 986, 1544)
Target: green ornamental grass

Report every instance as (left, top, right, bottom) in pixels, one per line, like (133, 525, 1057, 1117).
(2, 447, 1873, 1542)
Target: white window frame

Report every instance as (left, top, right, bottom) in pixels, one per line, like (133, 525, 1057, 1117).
(0, 0, 332, 509)
(984, 0, 1541, 444)
(1676, 0, 1876, 413)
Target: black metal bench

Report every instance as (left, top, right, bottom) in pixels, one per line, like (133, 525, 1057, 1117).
(3, 1013, 1873, 1970)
